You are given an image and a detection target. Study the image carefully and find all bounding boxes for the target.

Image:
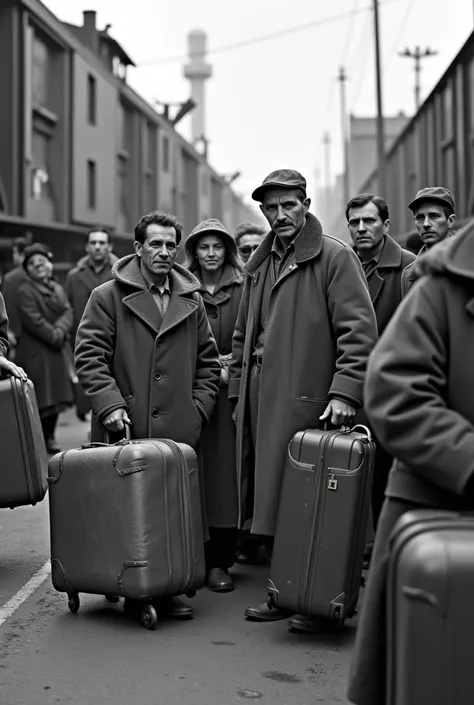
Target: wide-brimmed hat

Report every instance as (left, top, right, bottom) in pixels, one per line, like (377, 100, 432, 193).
(408, 186, 455, 214)
(185, 218, 238, 259)
(252, 169, 307, 203)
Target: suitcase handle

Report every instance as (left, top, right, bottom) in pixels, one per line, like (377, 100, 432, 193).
(350, 424, 372, 440)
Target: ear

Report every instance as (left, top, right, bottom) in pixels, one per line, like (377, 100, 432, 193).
(448, 213, 456, 229)
(383, 219, 390, 235)
(303, 197, 311, 214)
(134, 241, 142, 257)
(108, 242, 113, 251)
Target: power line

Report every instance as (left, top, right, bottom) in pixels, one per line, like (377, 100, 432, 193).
(340, 0, 361, 67)
(384, 0, 416, 73)
(136, 0, 403, 68)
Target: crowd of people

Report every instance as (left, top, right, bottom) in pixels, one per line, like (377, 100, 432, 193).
(0, 168, 471, 704)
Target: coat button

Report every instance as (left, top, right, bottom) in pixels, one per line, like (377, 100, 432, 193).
(154, 373, 162, 381)
(156, 338, 163, 347)
(151, 409, 159, 418)
(219, 346, 228, 354)
(210, 312, 218, 319)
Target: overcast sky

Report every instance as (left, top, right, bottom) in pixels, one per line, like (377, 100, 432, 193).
(43, 0, 474, 213)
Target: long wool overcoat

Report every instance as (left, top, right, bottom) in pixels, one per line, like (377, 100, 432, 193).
(229, 213, 378, 536)
(75, 255, 221, 448)
(16, 277, 74, 414)
(198, 264, 243, 528)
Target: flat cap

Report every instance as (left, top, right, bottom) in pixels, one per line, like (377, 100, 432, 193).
(252, 169, 307, 203)
(408, 186, 455, 214)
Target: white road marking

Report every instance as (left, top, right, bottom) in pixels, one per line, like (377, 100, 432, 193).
(0, 560, 50, 628)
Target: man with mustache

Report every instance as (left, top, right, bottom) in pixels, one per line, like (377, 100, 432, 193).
(229, 169, 378, 631)
(401, 186, 456, 296)
(346, 194, 415, 538)
(75, 210, 221, 620)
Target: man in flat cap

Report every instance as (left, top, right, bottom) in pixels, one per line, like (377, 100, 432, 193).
(401, 186, 456, 296)
(229, 169, 378, 631)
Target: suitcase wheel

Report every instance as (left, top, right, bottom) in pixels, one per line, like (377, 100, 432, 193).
(185, 589, 197, 599)
(67, 593, 80, 614)
(104, 594, 120, 603)
(141, 604, 158, 631)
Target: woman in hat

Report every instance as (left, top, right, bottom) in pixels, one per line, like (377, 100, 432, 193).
(185, 219, 244, 593)
(16, 244, 74, 453)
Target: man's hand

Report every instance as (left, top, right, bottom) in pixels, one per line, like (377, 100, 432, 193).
(320, 399, 356, 427)
(0, 356, 27, 381)
(102, 408, 131, 433)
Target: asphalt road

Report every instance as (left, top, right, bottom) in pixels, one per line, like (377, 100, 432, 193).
(0, 409, 356, 705)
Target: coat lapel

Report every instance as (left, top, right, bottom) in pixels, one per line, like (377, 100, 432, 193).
(368, 269, 384, 305)
(123, 290, 162, 335)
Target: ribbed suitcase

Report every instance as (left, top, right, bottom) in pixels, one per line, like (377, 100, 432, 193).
(0, 376, 48, 509)
(387, 510, 474, 705)
(48, 436, 206, 629)
(268, 424, 375, 625)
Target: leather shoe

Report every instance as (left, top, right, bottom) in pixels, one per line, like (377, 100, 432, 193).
(153, 596, 193, 619)
(207, 568, 234, 592)
(287, 614, 338, 633)
(244, 601, 293, 621)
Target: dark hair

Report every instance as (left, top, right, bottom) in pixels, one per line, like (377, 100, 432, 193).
(185, 232, 244, 274)
(234, 222, 266, 246)
(86, 226, 110, 244)
(345, 193, 389, 223)
(134, 211, 183, 245)
(13, 237, 27, 255)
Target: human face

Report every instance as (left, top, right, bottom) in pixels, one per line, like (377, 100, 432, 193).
(347, 202, 389, 256)
(134, 224, 178, 281)
(86, 231, 111, 264)
(237, 234, 263, 262)
(413, 201, 455, 248)
(26, 254, 52, 283)
(196, 234, 226, 274)
(260, 188, 310, 241)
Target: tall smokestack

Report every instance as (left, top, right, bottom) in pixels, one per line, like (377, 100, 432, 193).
(183, 29, 212, 143)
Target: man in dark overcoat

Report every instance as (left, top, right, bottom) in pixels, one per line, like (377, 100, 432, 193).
(347, 224, 474, 705)
(346, 193, 415, 535)
(75, 210, 221, 621)
(229, 169, 378, 631)
(401, 186, 456, 296)
(65, 227, 118, 420)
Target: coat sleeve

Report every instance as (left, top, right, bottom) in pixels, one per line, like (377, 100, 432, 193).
(0, 293, 9, 358)
(75, 287, 126, 420)
(228, 276, 250, 401)
(326, 246, 378, 407)
(192, 295, 221, 422)
(365, 277, 474, 497)
(54, 285, 74, 337)
(17, 286, 67, 350)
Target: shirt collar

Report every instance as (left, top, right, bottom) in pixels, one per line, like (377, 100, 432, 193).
(140, 265, 171, 294)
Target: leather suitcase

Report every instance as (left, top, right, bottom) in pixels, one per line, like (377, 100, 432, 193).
(387, 509, 474, 705)
(48, 436, 206, 629)
(268, 424, 375, 625)
(0, 376, 48, 509)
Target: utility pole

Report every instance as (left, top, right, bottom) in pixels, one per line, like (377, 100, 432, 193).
(322, 131, 332, 224)
(399, 46, 438, 111)
(373, 0, 386, 197)
(338, 66, 350, 207)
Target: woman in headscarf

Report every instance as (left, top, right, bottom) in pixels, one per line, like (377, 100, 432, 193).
(16, 244, 74, 453)
(185, 219, 244, 593)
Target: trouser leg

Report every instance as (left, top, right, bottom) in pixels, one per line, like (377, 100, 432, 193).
(205, 527, 238, 570)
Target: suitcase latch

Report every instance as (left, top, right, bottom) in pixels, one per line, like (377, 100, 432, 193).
(328, 474, 338, 491)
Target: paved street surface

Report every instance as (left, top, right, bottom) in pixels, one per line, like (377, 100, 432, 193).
(0, 409, 356, 704)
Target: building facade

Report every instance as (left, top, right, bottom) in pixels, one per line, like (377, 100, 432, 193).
(0, 0, 258, 278)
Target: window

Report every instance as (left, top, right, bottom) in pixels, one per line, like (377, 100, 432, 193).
(87, 74, 97, 125)
(162, 135, 169, 173)
(87, 160, 96, 209)
(31, 129, 52, 200)
(32, 34, 49, 107)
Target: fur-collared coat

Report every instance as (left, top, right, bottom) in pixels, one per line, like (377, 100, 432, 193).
(229, 213, 378, 536)
(75, 254, 221, 449)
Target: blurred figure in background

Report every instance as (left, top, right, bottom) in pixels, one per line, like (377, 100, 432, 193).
(0, 291, 27, 379)
(65, 227, 117, 420)
(2, 236, 29, 357)
(16, 244, 74, 453)
(185, 218, 243, 593)
(235, 222, 266, 263)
